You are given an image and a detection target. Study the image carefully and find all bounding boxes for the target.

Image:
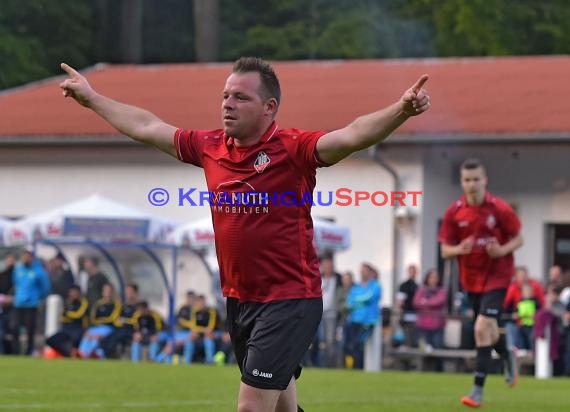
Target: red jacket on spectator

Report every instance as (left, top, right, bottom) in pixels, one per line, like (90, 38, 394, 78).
(504, 279, 545, 312)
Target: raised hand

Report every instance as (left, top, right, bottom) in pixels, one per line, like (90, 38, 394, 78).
(401, 74, 430, 117)
(59, 63, 95, 107)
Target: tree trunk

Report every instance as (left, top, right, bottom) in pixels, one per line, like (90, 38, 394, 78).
(193, 0, 220, 62)
(120, 0, 144, 63)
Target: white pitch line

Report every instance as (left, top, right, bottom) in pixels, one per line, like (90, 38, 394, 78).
(0, 399, 230, 410)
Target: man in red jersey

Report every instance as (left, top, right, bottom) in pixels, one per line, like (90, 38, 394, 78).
(60, 57, 430, 412)
(439, 159, 523, 408)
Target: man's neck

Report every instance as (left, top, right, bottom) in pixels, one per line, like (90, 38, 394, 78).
(466, 192, 485, 206)
(233, 121, 274, 147)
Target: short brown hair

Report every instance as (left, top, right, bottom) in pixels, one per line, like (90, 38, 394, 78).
(233, 57, 281, 105)
(460, 158, 486, 174)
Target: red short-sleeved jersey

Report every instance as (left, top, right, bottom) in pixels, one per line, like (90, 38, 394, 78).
(174, 122, 329, 302)
(438, 192, 521, 293)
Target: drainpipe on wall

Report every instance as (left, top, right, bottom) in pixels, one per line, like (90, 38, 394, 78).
(371, 145, 400, 306)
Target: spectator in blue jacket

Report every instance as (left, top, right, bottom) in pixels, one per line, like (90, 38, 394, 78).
(344, 262, 382, 369)
(12, 245, 51, 355)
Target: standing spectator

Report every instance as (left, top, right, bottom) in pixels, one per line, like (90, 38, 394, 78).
(547, 265, 563, 289)
(504, 266, 545, 352)
(413, 269, 447, 352)
(12, 245, 51, 355)
(338, 271, 354, 326)
(563, 294, 570, 376)
(504, 267, 545, 313)
(313, 256, 342, 367)
(559, 270, 570, 307)
(439, 159, 523, 408)
(514, 283, 540, 351)
(0, 253, 15, 354)
(83, 257, 109, 307)
(344, 263, 381, 369)
(46, 253, 74, 300)
(535, 285, 566, 375)
(396, 264, 419, 347)
(334, 271, 354, 368)
(45, 284, 89, 357)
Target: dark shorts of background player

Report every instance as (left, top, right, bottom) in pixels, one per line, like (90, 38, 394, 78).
(226, 297, 323, 390)
(468, 288, 507, 319)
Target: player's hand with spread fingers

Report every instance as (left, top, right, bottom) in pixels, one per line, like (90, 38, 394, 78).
(486, 238, 505, 258)
(59, 63, 96, 107)
(457, 236, 475, 255)
(401, 74, 430, 117)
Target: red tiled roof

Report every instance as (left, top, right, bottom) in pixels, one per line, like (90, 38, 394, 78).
(0, 56, 569, 138)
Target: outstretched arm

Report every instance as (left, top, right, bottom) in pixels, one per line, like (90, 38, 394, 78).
(316, 75, 430, 165)
(59, 63, 177, 158)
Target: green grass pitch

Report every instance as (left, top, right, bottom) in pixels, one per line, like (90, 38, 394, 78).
(0, 357, 568, 411)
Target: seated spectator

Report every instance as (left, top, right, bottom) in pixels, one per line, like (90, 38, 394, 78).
(214, 331, 234, 365)
(45, 284, 89, 357)
(78, 283, 121, 359)
(99, 283, 139, 358)
(184, 295, 218, 364)
(155, 290, 195, 364)
(131, 301, 163, 362)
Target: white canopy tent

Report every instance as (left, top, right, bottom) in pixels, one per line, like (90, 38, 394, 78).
(167, 217, 216, 252)
(312, 217, 351, 255)
(0, 217, 15, 246)
(6, 194, 179, 245)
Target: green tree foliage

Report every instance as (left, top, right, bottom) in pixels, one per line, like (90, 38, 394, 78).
(219, 0, 435, 60)
(0, 0, 95, 89)
(405, 0, 570, 56)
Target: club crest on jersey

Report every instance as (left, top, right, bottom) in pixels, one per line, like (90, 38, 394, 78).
(254, 151, 270, 173)
(486, 214, 496, 229)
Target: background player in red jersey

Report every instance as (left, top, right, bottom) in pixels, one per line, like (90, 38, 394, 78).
(439, 158, 523, 408)
(60, 58, 429, 412)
